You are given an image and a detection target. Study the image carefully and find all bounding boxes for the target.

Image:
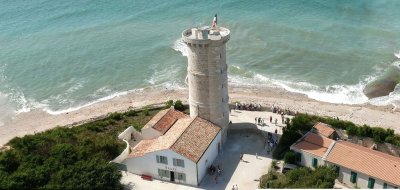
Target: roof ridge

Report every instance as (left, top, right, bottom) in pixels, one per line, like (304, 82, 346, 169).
(169, 117, 196, 149)
(322, 141, 336, 160)
(340, 141, 400, 163)
(305, 133, 332, 148)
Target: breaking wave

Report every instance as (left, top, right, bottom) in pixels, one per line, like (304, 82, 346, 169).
(172, 39, 188, 57)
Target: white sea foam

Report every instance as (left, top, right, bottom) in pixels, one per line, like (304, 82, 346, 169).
(172, 39, 188, 57)
(395, 50, 400, 59)
(43, 87, 144, 115)
(229, 70, 377, 105)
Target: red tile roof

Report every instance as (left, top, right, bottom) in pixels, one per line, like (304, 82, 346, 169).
(293, 132, 335, 157)
(143, 109, 186, 134)
(129, 110, 221, 163)
(326, 141, 400, 186)
(313, 122, 335, 138)
(171, 117, 221, 163)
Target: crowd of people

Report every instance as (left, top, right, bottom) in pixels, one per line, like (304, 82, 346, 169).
(233, 102, 262, 111)
(270, 104, 296, 116)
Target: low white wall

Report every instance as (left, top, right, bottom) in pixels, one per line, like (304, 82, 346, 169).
(111, 140, 130, 163)
(118, 126, 135, 141)
(197, 132, 222, 184)
(123, 149, 198, 186)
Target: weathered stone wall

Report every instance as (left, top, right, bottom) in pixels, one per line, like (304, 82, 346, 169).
(182, 27, 230, 142)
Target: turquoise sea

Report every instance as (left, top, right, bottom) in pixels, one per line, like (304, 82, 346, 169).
(1, 0, 400, 125)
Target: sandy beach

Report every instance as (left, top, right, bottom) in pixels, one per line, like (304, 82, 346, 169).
(1, 85, 399, 147)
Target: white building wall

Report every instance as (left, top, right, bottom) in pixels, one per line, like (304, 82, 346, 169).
(123, 149, 198, 186)
(197, 132, 222, 184)
(334, 165, 398, 189)
(292, 149, 325, 168)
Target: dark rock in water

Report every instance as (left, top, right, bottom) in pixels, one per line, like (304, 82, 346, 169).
(363, 64, 400, 99)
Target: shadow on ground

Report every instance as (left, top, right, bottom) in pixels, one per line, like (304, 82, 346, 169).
(199, 129, 272, 190)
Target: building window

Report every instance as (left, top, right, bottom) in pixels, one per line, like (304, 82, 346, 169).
(312, 158, 318, 167)
(368, 178, 375, 189)
(158, 169, 170, 178)
(335, 165, 340, 174)
(383, 183, 387, 189)
(156, 155, 168, 165)
(350, 171, 357, 183)
(296, 152, 301, 162)
(177, 172, 186, 182)
(173, 158, 185, 168)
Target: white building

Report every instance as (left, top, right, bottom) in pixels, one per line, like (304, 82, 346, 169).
(291, 123, 400, 189)
(117, 108, 222, 186)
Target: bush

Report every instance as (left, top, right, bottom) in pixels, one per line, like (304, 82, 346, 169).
(273, 129, 302, 159)
(174, 100, 185, 111)
(259, 166, 337, 188)
(109, 112, 123, 121)
(125, 110, 137, 117)
(165, 100, 173, 108)
(284, 151, 296, 164)
(143, 108, 150, 116)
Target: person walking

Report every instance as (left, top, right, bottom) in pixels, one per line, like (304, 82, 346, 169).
(270, 116, 272, 123)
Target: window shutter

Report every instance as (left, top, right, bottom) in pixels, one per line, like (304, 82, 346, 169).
(368, 178, 375, 189)
(312, 158, 318, 167)
(173, 158, 177, 166)
(296, 153, 301, 162)
(182, 173, 186, 181)
(383, 183, 387, 189)
(182, 159, 185, 168)
(350, 172, 357, 183)
(156, 155, 160, 163)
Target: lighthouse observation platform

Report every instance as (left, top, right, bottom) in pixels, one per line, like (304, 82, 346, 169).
(182, 26, 230, 46)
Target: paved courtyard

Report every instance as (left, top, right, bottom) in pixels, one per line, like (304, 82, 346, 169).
(199, 130, 272, 190)
(120, 111, 289, 190)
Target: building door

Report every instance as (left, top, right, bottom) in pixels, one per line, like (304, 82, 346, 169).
(170, 171, 175, 182)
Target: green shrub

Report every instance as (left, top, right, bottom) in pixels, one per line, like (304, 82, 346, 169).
(165, 100, 173, 108)
(284, 151, 296, 164)
(109, 112, 123, 121)
(125, 110, 137, 117)
(174, 100, 185, 111)
(259, 166, 337, 188)
(143, 109, 150, 116)
(273, 129, 302, 159)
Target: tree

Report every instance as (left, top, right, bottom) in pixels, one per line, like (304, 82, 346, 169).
(284, 151, 296, 164)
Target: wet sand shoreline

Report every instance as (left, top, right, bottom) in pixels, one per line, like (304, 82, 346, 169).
(1, 85, 399, 147)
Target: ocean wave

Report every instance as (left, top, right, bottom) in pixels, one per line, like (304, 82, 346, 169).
(228, 69, 379, 105)
(395, 50, 400, 59)
(43, 87, 144, 115)
(172, 38, 188, 57)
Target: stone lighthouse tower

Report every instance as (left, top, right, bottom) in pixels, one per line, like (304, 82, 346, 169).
(181, 18, 230, 141)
